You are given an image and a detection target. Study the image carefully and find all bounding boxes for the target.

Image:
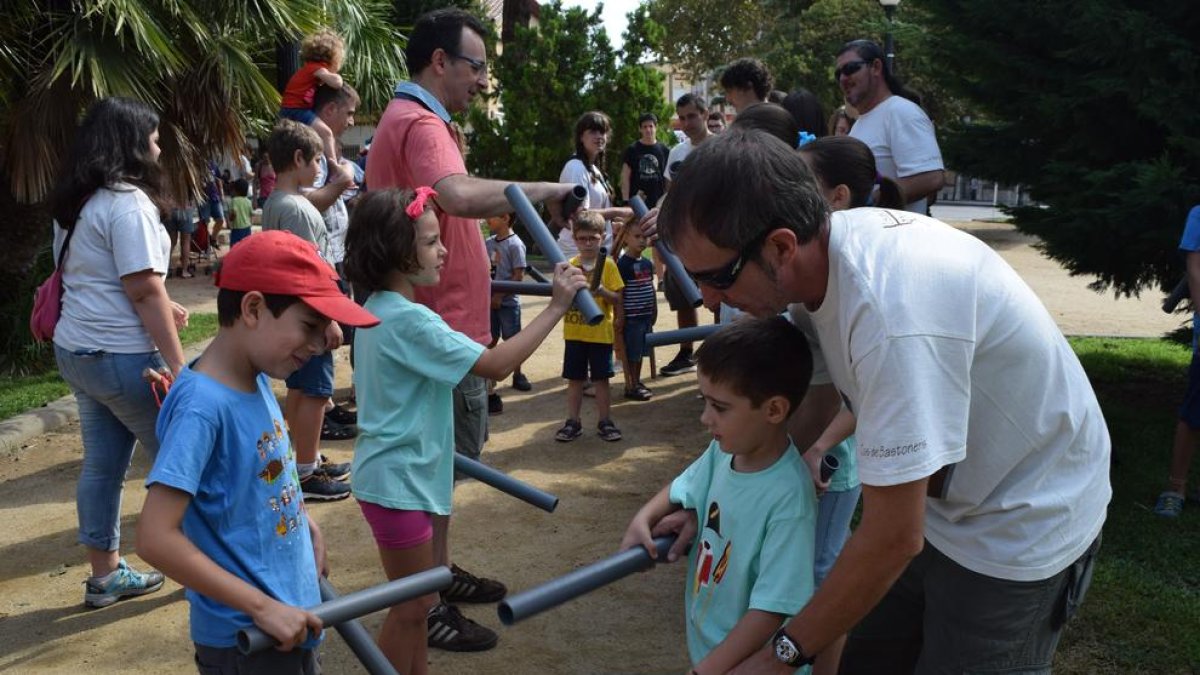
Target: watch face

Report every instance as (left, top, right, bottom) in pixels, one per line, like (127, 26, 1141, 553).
(775, 634, 799, 663)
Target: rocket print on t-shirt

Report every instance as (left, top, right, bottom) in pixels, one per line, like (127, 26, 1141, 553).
(256, 416, 305, 538)
(691, 500, 732, 625)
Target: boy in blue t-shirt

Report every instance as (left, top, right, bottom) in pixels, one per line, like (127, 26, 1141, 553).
(617, 225, 657, 401)
(1155, 205, 1200, 517)
(137, 230, 380, 672)
(622, 316, 818, 673)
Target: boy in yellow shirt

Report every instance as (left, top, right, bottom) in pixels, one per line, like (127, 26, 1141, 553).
(555, 210, 624, 442)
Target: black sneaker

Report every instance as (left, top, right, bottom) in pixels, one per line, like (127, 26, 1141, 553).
(443, 564, 507, 603)
(427, 602, 499, 652)
(488, 393, 503, 415)
(317, 453, 351, 481)
(659, 353, 696, 376)
(300, 471, 351, 501)
(512, 372, 532, 391)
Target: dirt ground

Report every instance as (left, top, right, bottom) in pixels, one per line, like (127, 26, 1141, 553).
(0, 220, 1182, 674)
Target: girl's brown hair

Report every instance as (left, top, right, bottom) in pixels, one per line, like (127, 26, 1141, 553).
(799, 136, 905, 209)
(343, 189, 424, 295)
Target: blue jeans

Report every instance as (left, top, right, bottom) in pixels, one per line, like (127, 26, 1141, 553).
(55, 345, 165, 551)
(813, 484, 862, 586)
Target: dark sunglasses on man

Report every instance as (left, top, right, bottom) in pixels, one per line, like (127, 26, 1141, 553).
(682, 228, 772, 291)
(834, 60, 871, 80)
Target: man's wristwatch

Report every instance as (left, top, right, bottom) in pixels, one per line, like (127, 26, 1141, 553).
(772, 627, 816, 667)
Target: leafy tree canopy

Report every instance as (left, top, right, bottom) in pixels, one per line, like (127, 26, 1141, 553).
(918, 0, 1200, 296)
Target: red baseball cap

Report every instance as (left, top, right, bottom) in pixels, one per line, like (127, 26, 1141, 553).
(214, 231, 380, 328)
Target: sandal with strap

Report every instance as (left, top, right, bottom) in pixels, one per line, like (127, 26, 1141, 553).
(597, 418, 622, 442)
(326, 404, 357, 426)
(320, 418, 357, 441)
(555, 419, 583, 442)
(1153, 491, 1184, 518)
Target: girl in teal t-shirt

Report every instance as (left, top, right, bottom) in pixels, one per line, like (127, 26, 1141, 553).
(341, 187, 586, 673)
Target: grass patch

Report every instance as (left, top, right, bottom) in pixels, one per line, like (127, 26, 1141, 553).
(0, 313, 219, 421)
(1055, 336, 1200, 673)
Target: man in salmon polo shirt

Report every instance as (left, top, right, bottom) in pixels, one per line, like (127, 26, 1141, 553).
(365, 7, 581, 654)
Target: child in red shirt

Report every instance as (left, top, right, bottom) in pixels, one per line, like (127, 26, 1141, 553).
(279, 28, 345, 164)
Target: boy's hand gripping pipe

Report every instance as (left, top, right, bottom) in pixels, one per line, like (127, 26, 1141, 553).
(628, 196, 703, 308)
(497, 535, 677, 625)
(237, 566, 453, 655)
(454, 454, 559, 512)
(505, 184, 603, 325)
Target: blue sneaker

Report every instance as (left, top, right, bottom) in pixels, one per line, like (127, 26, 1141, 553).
(1153, 491, 1184, 518)
(84, 558, 165, 608)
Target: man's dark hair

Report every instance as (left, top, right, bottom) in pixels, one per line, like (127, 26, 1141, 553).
(216, 290, 300, 327)
(659, 127, 827, 254)
(731, 103, 798, 148)
(313, 82, 360, 115)
(719, 58, 774, 101)
(406, 8, 488, 75)
(675, 93, 708, 113)
(638, 112, 658, 125)
(343, 188, 423, 295)
(837, 39, 922, 106)
(696, 316, 812, 413)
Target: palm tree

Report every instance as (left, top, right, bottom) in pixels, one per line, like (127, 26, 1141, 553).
(0, 0, 405, 367)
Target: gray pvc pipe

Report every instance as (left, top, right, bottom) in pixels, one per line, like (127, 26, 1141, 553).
(820, 453, 840, 484)
(525, 265, 550, 283)
(561, 183, 587, 221)
(505, 184, 603, 325)
(644, 324, 720, 348)
(454, 454, 559, 513)
(237, 566, 453, 654)
(318, 577, 400, 675)
(492, 280, 553, 297)
(629, 196, 703, 308)
(497, 535, 676, 625)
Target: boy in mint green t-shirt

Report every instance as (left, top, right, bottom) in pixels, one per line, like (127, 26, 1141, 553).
(622, 316, 818, 674)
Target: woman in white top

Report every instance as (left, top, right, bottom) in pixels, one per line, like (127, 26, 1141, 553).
(49, 97, 187, 608)
(557, 111, 633, 257)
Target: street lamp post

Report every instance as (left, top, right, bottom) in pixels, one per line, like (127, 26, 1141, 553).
(879, 0, 900, 74)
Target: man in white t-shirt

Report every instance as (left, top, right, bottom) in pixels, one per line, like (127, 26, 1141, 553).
(837, 39, 944, 214)
(654, 128, 1110, 674)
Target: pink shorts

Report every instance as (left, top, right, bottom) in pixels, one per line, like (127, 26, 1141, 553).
(357, 500, 434, 549)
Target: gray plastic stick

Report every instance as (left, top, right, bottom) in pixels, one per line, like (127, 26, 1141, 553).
(498, 535, 676, 625)
(644, 324, 719, 348)
(492, 280, 553, 297)
(525, 265, 550, 283)
(237, 566, 453, 654)
(561, 184, 587, 221)
(454, 454, 559, 512)
(505, 184, 603, 325)
(318, 578, 400, 675)
(629, 196, 702, 308)
(820, 453, 840, 484)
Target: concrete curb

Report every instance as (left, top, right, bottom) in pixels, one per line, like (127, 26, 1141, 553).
(0, 339, 213, 457)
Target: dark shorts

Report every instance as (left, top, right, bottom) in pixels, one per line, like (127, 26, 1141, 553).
(622, 316, 653, 362)
(491, 304, 522, 341)
(662, 269, 696, 312)
(562, 340, 614, 381)
(165, 208, 197, 235)
(229, 227, 252, 246)
(194, 644, 320, 675)
(198, 198, 225, 222)
(284, 351, 334, 398)
(280, 107, 319, 126)
(1180, 350, 1200, 429)
(841, 535, 1101, 674)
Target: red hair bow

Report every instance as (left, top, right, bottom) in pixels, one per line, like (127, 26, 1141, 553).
(406, 186, 438, 219)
